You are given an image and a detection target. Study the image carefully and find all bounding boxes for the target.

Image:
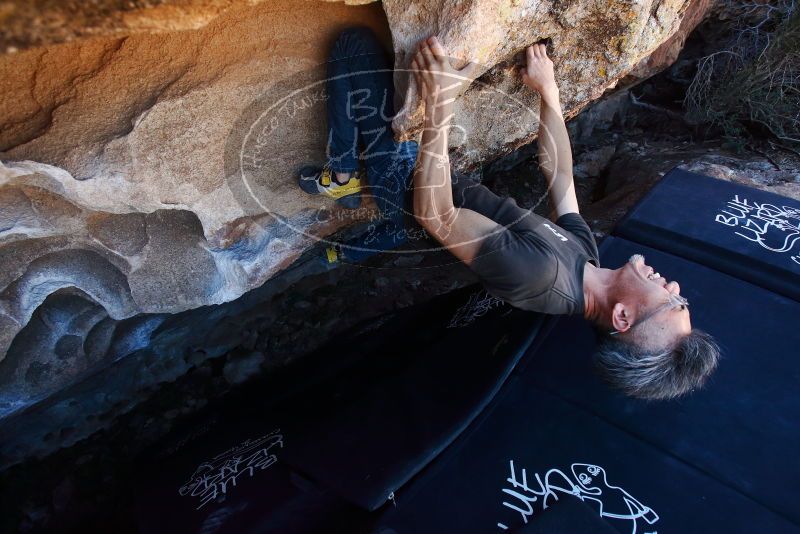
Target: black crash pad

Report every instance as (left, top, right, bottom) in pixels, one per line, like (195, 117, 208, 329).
(137, 428, 369, 534)
(276, 285, 552, 511)
(375, 237, 800, 533)
(135, 284, 552, 531)
(375, 384, 798, 533)
(614, 168, 800, 301)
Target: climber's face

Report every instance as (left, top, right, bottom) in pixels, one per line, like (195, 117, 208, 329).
(608, 254, 691, 349)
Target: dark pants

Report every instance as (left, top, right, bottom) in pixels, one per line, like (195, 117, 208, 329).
(326, 28, 530, 262)
(326, 27, 419, 262)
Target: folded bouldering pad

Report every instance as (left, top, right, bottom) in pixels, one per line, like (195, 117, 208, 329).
(614, 168, 800, 301)
(135, 284, 552, 530)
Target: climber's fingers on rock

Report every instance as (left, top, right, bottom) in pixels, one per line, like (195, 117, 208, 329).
(412, 57, 427, 90)
(417, 39, 428, 57)
(419, 40, 435, 68)
(410, 56, 420, 85)
(427, 36, 447, 62)
(519, 66, 530, 84)
(459, 59, 479, 81)
(542, 43, 553, 62)
(411, 48, 427, 74)
(526, 45, 536, 65)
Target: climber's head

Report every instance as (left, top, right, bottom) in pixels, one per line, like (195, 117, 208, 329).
(591, 253, 720, 400)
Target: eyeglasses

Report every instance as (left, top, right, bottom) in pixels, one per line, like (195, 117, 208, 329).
(609, 293, 689, 336)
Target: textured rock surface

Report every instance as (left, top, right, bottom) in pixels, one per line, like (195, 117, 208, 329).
(0, 0, 391, 414)
(0, 0, 375, 53)
(0, 0, 712, 466)
(0, 240, 476, 469)
(385, 0, 712, 162)
(627, 0, 713, 78)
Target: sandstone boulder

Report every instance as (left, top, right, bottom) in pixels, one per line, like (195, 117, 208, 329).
(0, 0, 710, 430)
(385, 0, 711, 165)
(0, 0, 392, 356)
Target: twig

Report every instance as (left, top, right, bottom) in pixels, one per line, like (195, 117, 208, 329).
(769, 139, 800, 158)
(628, 92, 688, 123)
(745, 143, 782, 170)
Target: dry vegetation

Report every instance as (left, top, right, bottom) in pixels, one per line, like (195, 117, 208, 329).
(685, 0, 800, 148)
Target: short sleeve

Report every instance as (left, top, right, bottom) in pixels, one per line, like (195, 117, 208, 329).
(556, 212, 600, 266)
(469, 227, 557, 305)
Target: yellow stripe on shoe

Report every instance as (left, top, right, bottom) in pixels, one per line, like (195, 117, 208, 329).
(298, 166, 364, 207)
(326, 176, 362, 199)
(325, 246, 340, 263)
(320, 168, 332, 186)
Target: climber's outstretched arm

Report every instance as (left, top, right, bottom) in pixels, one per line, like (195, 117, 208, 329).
(520, 44, 580, 219)
(410, 36, 500, 265)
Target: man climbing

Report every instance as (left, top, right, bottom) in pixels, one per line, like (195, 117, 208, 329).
(409, 36, 720, 400)
(298, 28, 719, 401)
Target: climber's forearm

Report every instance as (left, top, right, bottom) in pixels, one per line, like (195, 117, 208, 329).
(411, 98, 502, 264)
(413, 100, 457, 227)
(537, 90, 579, 217)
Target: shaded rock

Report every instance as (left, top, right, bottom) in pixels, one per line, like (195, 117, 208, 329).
(83, 317, 118, 363)
(0, 235, 476, 471)
(0, 1, 392, 362)
(0, 186, 33, 233)
(222, 350, 265, 385)
(53, 335, 83, 361)
(129, 210, 222, 311)
(574, 145, 617, 179)
(568, 88, 631, 143)
(0, 0, 710, 366)
(51, 475, 74, 513)
(628, 0, 714, 79)
(87, 212, 148, 256)
(0, 0, 377, 54)
(0, 290, 107, 408)
(2, 248, 136, 323)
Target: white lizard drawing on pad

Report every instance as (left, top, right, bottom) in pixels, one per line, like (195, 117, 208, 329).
(499, 460, 659, 534)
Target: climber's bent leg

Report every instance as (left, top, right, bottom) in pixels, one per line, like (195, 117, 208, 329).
(326, 27, 399, 173)
(327, 27, 421, 262)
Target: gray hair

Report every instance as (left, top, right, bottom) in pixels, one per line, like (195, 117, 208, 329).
(594, 329, 721, 400)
